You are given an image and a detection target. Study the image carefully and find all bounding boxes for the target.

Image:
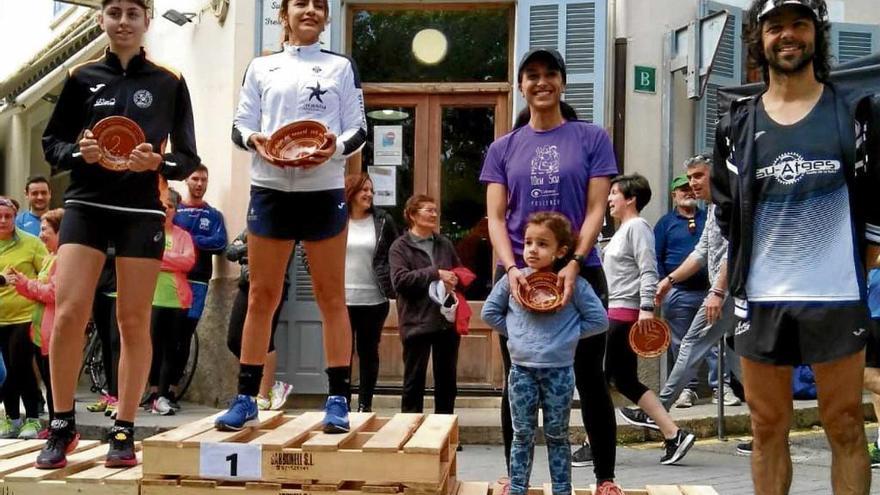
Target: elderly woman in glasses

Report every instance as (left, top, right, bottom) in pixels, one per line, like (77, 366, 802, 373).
(389, 194, 463, 414)
(0, 197, 48, 439)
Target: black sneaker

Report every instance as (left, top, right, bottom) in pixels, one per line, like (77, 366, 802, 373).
(140, 393, 157, 411)
(618, 407, 660, 431)
(105, 426, 137, 467)
(660, 429, 696, 465)
(34, 419, 80, 469)
(736, 440, 752, 456)
(571, 442, 593, 467)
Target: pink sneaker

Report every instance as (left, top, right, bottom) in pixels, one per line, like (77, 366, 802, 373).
(595, 480, 625, 495)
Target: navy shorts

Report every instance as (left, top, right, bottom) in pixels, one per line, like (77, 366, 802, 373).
(59, 203, 165, 260)
(247, 187, 347, 241)
(735, 301, 869, 366)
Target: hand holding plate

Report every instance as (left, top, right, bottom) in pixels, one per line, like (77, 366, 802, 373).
(128, 142, 162, 172)
(249, 133, 283, 166)
(299, 132, 336, 169)
(80, 129, 102, 164)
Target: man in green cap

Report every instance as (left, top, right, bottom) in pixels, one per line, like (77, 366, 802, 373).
(653, 169, 719, 408)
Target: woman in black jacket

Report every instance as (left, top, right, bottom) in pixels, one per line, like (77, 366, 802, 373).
(389, 194, 462, 414)
(344, 173, 398, 412)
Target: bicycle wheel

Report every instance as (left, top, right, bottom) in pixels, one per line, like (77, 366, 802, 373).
(175, 331, 199, 399)
(81, 322, 108, 393)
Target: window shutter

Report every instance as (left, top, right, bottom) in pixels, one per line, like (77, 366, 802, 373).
(694, 1, 742, 155)
(831, 23, 880, 66)
(515, 0, 608, 126)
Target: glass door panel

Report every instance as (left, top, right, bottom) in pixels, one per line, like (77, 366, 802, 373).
(362, 105, 416, 230)
(439, 105, 495, 300)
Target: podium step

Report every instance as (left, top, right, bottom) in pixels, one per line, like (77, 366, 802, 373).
(143, 411, 458, 487)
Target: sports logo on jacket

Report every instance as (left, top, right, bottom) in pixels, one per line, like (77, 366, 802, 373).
(755, 152, 840, 185)
(199, 218, 211, 231)
(133, 89, 153, 108)
(301, 80, 329, 113)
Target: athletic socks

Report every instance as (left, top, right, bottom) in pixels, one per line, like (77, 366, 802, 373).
(54, 410, 76, 429)
(238, 364, 264, 397)
(326, 366, 351, 398)
(114, 419, 134, 429)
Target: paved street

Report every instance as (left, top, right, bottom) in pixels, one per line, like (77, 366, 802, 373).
(456, 428, 880, 494)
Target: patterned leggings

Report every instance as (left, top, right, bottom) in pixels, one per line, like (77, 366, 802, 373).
(508, 364, 574, 495)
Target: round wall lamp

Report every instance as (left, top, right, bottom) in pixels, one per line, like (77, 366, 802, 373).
(367, 109, 411, 121)
(412, 29, 448, 65)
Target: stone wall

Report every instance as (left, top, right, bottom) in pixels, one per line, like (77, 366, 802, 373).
(185, 278, 239, 407)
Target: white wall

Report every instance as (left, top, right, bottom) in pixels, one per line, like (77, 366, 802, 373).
(0, 1, 90, 79)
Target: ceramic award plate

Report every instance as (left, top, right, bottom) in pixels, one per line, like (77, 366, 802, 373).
(629, 318, 671, 358)
(266, 120, 329, 167)
(91, 116, 145, 171)
(518, 271, 563, 313)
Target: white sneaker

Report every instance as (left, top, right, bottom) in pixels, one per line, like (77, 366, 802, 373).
(713, 388, 742, 406)
(256, 395, 271, 411)
(151, 396, 175, 416)
(270, 381, 293, 410)
(674, 389, 698, 408)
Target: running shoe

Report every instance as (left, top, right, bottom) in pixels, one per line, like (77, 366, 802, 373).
(595, 480, 625, 495)
(712, 388, 742, 406)
(103, 396, 119, 417)
(736, 440, 752, 456)
(618, 407, 660, 431)
(34, 419, 80, 469)
(0, 418, 21, 439)
(322, 395, 350, 433)
(660, 428, 696, 465)
(270, 381, 293, 410)
(256, 395, 271, 411)
(571, 441, 593, 467)
(215, 395, 259, 431)
(140, 393, 157, 411)
(36, 428, 50, 440)
(151, 397, 175, 416)
(674, 389, 698, 408)
(495, 476, 510, 495)
(17, 418, 42, 439)
(868, 441, 880, 468)
(105, 426, 137, 467)
(86, 394, 111, 413)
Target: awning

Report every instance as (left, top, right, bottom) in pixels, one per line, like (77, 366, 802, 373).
(0, 10, 106, 107)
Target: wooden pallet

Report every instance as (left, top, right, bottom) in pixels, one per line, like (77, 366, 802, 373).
(0, 439, 142, 495)
(487, 481, 719, 495)
(143, 475, 462, 495)
(143, 411, 458, 486)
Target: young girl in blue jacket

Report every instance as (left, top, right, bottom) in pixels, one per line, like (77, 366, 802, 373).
(482, 212, 608, 495)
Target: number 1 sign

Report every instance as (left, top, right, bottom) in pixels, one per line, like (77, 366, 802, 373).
(199, 442, 263, 481)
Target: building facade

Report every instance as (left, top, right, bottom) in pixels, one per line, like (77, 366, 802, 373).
(1, 0, 878, 400)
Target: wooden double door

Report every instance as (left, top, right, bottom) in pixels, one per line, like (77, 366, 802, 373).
(277, 88, 511, 394)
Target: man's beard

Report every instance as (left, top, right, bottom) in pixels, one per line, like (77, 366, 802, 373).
(676, 198, 698, 209)
(767, 42, 815, 76)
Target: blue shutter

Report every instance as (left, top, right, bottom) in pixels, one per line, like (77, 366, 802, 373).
(831, 23, 880, 66)
(515, 0, 608, 126)
(694, 1, 742, 155)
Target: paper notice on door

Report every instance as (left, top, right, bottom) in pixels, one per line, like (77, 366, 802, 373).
(369, 166, 397, 206)
(373, 125, 403, 165)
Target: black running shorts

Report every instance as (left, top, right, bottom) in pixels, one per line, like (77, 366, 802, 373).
(246, 187, 347, 241)
(734, 301, 869, 366)
(59, 203, 165, 260)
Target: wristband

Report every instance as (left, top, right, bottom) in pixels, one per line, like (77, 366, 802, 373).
(667, 275, 676, 285)
(505, 265, 517, 274)
(572, 254, 586, 264)
(709, 288, 725, 298)
(640, 305, 655, 312)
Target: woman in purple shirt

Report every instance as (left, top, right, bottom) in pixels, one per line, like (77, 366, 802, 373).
(480, 49, 622, 494)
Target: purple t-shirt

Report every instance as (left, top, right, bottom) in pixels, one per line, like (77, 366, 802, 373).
(480, 121, 618, 267)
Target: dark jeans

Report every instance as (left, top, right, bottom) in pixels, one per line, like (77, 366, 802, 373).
(401, 330, 460, 414)
(173, 317, 199, 388)
(0, 323, 41, 420)
(226, 283, 287, 358)
(498, 264, 617, 483)
(347, 302, 390, 411)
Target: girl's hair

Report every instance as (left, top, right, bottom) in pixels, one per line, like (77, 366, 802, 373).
(403, 194, 436, 228)
(513, 102, 579, 130)
(526, 212, 576, 253)
(41, 209, 65, 233)
(744, 0, 831, 83)
(279, 0, 330, 44)
(611, 174, 652, 212)
(102, 0, 150, 10)
(344, 172, 373, 213)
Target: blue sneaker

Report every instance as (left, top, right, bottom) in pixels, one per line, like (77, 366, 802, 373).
(215, 395, 259, 431)
(322, 395, 350, 433)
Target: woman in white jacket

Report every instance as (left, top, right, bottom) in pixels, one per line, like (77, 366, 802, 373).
(217, 0, 366, 433)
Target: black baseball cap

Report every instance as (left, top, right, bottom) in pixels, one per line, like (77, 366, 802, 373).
(757, 0, 825, 22)
(517, 48, 567, 83)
